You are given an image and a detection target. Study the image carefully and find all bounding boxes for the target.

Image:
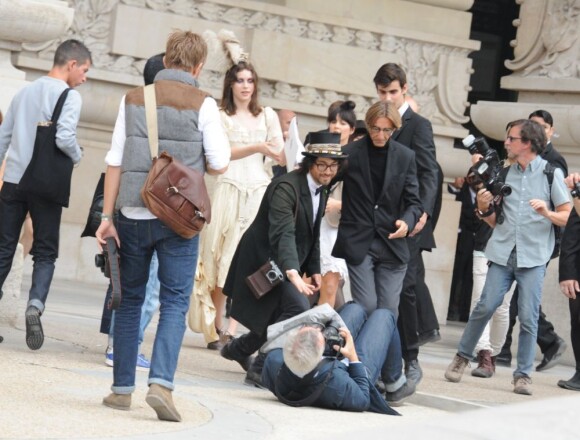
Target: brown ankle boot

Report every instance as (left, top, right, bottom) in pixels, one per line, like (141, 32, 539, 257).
(472, 349, 494, 378)
(146, 384, 181, 422)
(102, 393, 131, 410)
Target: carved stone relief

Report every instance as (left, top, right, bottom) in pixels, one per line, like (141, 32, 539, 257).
(17, 0, 474, 125)
(506, 0, 580, 79)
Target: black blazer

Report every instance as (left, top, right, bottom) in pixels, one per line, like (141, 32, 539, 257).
(392, 107, 439, 249)
(332, 136, 422, 265)
(224, 170, 325, 334)
(542, 142, 568, 177)
(560, 208, 580, 282)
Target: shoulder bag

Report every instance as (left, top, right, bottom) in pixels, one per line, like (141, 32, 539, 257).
(140, 84, 211, 239)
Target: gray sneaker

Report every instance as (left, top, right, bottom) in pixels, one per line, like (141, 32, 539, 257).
(513, 375, 533, 395)
(385, 381, 416, 406)
(25, 306, 44, 350)
(445, 354, 469, 382)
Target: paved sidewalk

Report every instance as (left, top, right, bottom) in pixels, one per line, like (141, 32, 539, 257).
(1, 278, 579, 440)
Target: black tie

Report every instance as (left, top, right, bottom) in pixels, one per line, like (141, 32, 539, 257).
(315, 186, 324, 195)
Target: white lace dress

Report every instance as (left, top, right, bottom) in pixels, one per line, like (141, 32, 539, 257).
(319, 182, 348, 280)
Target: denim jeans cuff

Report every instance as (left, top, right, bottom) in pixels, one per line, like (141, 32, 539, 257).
(148, 377, 175, 391)
(111, 385, 135, 394)
(384, 374, 406, 393)
(27, 299, 45, 314)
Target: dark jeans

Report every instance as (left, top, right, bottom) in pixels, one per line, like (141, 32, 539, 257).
(0, 183, 62, 312)
(229, 281, 310, 359)
(569, 297, 580, 370)
(340, 303, 405, 389)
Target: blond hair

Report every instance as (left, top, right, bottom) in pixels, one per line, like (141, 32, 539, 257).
(164, 30, 207, 71)
(364, 101, 402, 131)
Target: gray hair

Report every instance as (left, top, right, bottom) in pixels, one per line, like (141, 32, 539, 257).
(283, 327, 325, 378)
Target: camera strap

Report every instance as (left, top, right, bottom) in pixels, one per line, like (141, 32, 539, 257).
(274, 358, 335, 407)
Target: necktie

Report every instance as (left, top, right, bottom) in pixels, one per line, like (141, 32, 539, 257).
(315, 186, 324, 195)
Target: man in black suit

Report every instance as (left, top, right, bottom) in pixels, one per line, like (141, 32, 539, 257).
(373, 63, 440, 384)
(558, 173, 580, 390)
(498, 110, 568, 370)
(333, 101, 422, 325)
(221, 132, 346, 387)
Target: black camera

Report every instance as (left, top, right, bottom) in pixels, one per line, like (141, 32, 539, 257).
(95, 237, 122, 309)
(571, 182, 580, 199)
(463, 135, 512, 198)
(322, 325, 345, 358)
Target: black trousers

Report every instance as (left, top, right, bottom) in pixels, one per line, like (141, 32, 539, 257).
(501, 284, 559, 355)
(416, 251, 439, 335)
(0, 183, 62, 312)
(230, 280, 310, 358)
(569, 296, 580, 371)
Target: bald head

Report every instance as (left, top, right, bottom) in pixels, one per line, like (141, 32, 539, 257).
(277, 109, 296, 141)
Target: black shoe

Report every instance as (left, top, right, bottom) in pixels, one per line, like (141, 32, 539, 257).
(375, 378, 386, 394)
(404, 359, 423, 386)
(536, 337, 567, 372)
(25, 306, 44, 350)
(494, 353, 512, 368)
(220, 340, 252, 372)
(418, 329, 441, 346)
(385, 381, 416, 406)
(557, 371, 580, 391)
(244, 368, 266, 389)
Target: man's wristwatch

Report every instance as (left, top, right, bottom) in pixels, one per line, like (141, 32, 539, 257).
(475, 207, 494, 218)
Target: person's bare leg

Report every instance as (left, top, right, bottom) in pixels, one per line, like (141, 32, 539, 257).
(211, 286, 226, 331)
(20, 214, 33, 257)
(319, 272, 340, 308)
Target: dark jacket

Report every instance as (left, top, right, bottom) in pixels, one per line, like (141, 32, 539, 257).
(392, 107, 439, 250)
(542, 142, 568, 177)
(224, 170, 325, 334)
(332, 136, 422, 265)
(560, 208, 580, 282)
(262, 349, 398, 415)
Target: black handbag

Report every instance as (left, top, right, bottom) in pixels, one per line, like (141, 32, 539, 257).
(81, 173, 105, 238)
(18, 88, 75, 207)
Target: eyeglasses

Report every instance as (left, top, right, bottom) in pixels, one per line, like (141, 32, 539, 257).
(314, 162, 339, 172)
(370, 126, 394, 136)
(505, 136, 522, 143)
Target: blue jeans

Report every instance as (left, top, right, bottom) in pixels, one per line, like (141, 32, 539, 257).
(111, 213, 199, 394)
(458, 253, 546, 377)
(339, 303, 406, 391)
(110, 251, 160, 347)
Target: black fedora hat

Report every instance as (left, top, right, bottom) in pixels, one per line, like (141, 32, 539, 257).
(302, 132, 347, 159)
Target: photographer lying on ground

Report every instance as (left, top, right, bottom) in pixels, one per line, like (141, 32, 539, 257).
(260, 302, 415, 415)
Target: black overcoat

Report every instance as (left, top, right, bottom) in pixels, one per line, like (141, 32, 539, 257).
(224, 170, 325, 335)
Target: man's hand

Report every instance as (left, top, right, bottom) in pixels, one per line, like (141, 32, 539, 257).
(409, 213, 427, 237)
(389, 219, 409, 239)
(95, 220, 120, 250)
(335, 327, 359, 363)
(476, 188, 493, 211)
(565, 172, 580, 190)
(529, 199, 549, 217)
(286, 269, 317, 295)
(311, 273, 322, 291)
(560, 279, 579, 299)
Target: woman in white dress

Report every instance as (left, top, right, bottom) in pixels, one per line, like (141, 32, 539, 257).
(319, 100, 357, 307)
(197, 60, 284, 348)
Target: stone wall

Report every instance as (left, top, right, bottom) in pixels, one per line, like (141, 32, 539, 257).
(3, 0, 480, 325)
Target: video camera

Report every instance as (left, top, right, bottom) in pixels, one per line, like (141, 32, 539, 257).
(322, 324, 345, 358)
(571, 182, 580, 199)
(463, 135, 512, 198)
(95, 237, 121, 309)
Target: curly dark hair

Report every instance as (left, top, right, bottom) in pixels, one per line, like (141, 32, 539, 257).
(221, 61, 261, 117)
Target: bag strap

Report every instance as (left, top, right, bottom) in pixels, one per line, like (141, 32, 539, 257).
(50, 88, 72, 123)
(544, 162, 555, 210)
(143, 84, 159, 158)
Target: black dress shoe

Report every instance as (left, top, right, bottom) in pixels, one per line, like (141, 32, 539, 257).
(494, 353, 512, 368)
(536, 337, 567, 372)
(418, 329, 441, 346)
(220, 340, 252, 372)
(244, 368, 266, 389)
(557, 371, 580, 391)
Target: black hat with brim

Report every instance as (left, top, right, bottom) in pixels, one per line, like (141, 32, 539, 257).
(302, 132, 348, 159)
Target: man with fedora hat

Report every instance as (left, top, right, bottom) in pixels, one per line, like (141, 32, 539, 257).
(221, 132, 346, 388)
